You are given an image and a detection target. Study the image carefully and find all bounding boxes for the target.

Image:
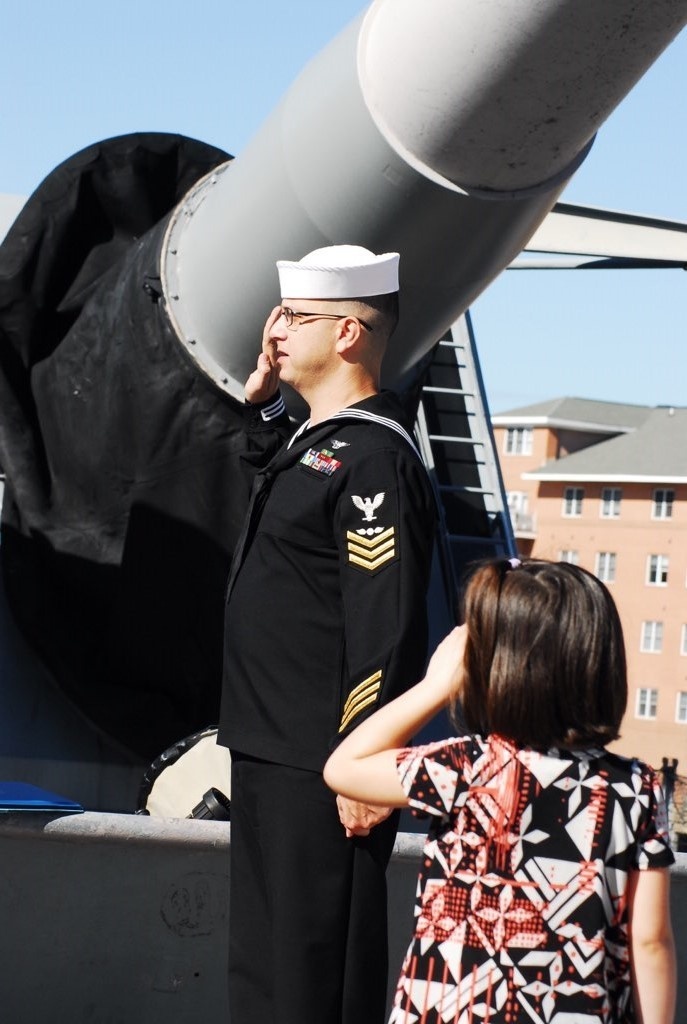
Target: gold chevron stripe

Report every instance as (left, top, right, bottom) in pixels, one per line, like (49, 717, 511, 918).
(348, 536, 395, 560)
(348, 548, 396, 572)
(342, 670, 382, 714)
(346, 526, 395, 549)
(346, 527, 396, 572)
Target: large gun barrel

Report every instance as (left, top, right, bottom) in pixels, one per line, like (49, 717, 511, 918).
(161, 0, 687, 396)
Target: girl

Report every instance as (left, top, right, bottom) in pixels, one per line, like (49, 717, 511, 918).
(324, 558, 676, 1024)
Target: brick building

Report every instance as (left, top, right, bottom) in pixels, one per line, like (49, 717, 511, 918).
(491, 397, 687, 771)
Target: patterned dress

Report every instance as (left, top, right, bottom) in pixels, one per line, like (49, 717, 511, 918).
(392, 734, 674, 1024)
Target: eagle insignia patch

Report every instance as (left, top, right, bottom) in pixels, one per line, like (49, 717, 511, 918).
(351, 492, 385, 521)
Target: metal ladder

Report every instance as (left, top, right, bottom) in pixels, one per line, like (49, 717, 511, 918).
(414, 311, 516, 610)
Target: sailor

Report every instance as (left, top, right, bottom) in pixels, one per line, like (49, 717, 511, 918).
(219, 245, 436, 1024)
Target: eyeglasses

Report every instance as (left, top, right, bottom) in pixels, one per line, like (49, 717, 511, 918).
(279, 306, 372, 332)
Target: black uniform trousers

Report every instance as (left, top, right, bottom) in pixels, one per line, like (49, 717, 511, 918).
(228, 752, 399, 1024)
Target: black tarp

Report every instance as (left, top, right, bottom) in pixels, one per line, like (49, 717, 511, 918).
(0, 133, 265, 757)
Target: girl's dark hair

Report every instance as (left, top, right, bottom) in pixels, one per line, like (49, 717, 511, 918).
(456, 558, 627, 749)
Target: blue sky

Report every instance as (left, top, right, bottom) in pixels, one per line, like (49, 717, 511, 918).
(2, 1, 686, 413)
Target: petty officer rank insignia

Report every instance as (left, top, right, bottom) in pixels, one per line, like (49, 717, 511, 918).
(300, 447, 342, 475)
(346, 491, 397, 574)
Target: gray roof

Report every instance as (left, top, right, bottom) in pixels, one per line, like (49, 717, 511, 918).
(524, 406, 687, 482)
(492, 396, 651, 432)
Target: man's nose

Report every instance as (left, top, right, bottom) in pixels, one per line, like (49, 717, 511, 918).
(270, 310, 289, 338)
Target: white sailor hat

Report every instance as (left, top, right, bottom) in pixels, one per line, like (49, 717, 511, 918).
(276, 245, 399, 299)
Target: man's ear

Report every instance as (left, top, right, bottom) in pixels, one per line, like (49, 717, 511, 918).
(335, 317, 363, 354)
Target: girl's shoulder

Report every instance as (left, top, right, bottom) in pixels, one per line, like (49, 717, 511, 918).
(400, 734, 489, 782)
(404, 736, 663, 785)
(410, 733, 525, 777)
(527, 746, 666, 804)
(571, 746, 660, 782)
(408, 734, 485, 762)
(414, 733, 541, 763)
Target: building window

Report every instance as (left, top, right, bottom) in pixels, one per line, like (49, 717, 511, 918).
(508, 492, 527, 512)
(636, 688, 658, 719)
(559, 550, 579, 565)
(506, 491, 534, 533)
(647, 554, 669, 586)
(507, 491, 528, 514)
(681, 624, 687, 656)
(562, 487, 584, 517)
(504, 428, 533, 456)
(652, 489, 674, 520)
(600, 487, 622, 518)
(640, 621, 663, 653)
(595, 552, 616, 583)
(677, 692, 687, 723)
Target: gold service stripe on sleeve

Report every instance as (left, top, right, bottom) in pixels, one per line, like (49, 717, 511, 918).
(339, 670, 383, 732)
(341, 670, 382, 715)
(339, 690, 381, 732)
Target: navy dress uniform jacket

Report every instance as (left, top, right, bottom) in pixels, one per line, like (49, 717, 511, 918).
(218, 390, 436, 769)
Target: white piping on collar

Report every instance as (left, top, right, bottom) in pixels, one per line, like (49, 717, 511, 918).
(287, 407, 422, 462)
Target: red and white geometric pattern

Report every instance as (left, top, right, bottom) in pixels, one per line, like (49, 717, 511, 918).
(392, 735, 673, 1023)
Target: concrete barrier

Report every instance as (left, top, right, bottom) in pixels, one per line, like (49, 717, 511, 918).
(0, 812, 684, 1022)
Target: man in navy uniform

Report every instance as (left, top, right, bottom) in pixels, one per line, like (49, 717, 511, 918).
(219, 245, 436, 1024)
